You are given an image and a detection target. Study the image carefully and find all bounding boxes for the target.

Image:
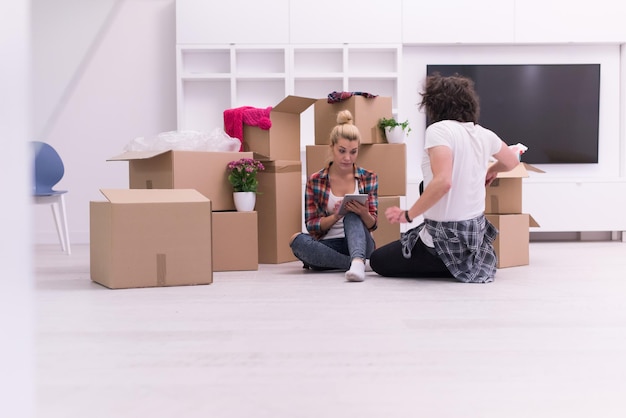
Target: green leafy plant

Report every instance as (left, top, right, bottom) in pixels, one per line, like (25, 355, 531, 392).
(378, 117, 411, 134)
(227, 158, 265, 193)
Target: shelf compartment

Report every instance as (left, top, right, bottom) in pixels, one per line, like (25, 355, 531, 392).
(294, 79, 343, 99)
(180, 79, 230, 132)
(348, 48, 399, 74)
(235, 49, 285, 74)
(293, 48, 343, 74)
(235, 79, 286, 108)
(181, 49, 230, 75)
(347, 78, 398, 108)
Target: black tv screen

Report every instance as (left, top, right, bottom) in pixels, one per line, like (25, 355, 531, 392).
(426, 64, 601, 164)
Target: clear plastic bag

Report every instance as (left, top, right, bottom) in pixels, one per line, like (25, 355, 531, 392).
(124, 129, 241, 152)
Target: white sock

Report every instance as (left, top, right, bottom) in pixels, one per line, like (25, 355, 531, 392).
(365, 259, 372, 272)
(345, 259, 366, 282)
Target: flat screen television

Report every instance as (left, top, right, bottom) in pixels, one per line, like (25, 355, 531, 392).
(426, 64, 601, 164)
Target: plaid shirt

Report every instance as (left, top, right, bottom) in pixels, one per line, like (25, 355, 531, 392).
(305, 163, 378, 240)
(402, 215, 498, 283)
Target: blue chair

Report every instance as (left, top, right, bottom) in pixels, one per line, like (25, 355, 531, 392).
(31, 141, 71, 254)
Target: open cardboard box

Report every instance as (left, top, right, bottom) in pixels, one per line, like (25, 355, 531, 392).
(242, 95, 316, 161)
(314, 96, 392, 145)
(90, 189, 212, 289)
(486, 162, 544, 214)
(108, 150, 252, 211)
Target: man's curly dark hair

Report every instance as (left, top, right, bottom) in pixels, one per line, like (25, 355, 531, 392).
(418, 73, 480, 125)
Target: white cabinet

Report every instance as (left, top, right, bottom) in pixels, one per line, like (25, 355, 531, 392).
(176, 0, 289, 44)
(176, 44, 401, 141)
(515, 0, 626, 43)
(292, 45, 400, 106)
(524, 179, 626, 232)
(176, 45, 288, 131)
(289, 0, 402, 44)
(402, 0, 515, 44)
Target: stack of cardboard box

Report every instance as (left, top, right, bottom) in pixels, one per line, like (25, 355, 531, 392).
(306, 95, 406, 248)
(485, 163, 543, 268)
(94, 148, 260, 290)
(241, 96, 317, 264)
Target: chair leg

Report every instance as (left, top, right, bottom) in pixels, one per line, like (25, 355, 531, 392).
(58, 194, 71, 255)
(50, 196, 71, 255)
(50, 201, 65, 252)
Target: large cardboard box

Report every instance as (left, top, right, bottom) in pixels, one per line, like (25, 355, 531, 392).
(314, 96, 392, 145)
(90, 189, 212, 289)
(243, 96, 316, 161)
(108, 150, 253, 211)
(305, 144, 406, 196)
(372, 196, 401, 248)
(486, 213, 540, 268)
(485, 163, 544, 214)
(212, 211, 259, 271)
(256, 160, 302, 263)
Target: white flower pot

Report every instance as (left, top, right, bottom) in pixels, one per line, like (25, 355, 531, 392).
(233, 191, 256, 212)
(384, 126, 407, 144)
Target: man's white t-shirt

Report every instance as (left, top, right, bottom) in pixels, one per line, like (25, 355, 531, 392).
(419, 120, 502, 246)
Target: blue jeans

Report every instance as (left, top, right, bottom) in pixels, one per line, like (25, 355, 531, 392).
(290, 213, 376, 271)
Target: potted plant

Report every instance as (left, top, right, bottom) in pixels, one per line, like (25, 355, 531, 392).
(227, 157, 265, 211)
(378, 117, 411, 143)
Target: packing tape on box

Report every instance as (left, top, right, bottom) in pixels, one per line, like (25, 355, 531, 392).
(157, 253, 166, 286)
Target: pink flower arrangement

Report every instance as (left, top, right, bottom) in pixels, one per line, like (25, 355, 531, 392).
(227, 158, 265, 193)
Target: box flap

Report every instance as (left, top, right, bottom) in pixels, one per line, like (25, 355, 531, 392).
(522, 162, 546, 174)
(272, 95, 316, 115)
(107, 150, 172, 162)
(497, 162, 546, 178)
(496, 163, 528, 179)
(529, 214, 540, 228)
(261, 160, 302, 174)
(99, 188, 209, 203)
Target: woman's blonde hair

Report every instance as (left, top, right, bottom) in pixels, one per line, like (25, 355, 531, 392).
(329, 110, 360, 145)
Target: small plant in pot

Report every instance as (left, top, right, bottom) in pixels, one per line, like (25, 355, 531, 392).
(227, 157, 265, 211)
(378, 117, 411, 144)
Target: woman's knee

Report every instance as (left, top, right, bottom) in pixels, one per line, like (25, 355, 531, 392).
(289, 232, 302, 246)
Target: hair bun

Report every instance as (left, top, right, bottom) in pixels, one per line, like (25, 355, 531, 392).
(336, 109, 354, 125)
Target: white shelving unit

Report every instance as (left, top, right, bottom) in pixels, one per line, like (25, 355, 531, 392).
(176, 44, 402, 147)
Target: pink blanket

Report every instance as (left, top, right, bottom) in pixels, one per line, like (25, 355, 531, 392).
(224, 106, 272, 151)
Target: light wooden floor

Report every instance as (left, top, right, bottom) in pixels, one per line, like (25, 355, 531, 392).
(35, 241, 626, 418)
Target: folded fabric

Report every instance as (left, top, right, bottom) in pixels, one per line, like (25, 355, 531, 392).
(327, 91, 378, 103)
(224, 106, 272, 151)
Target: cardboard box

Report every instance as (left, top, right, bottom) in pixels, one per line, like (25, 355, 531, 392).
(485, 163, 544, 214)
(256, 160, 302, 263)
(90, 189, 212, 289)
(108, 150, 253, 211)
(242, 96, 316, 161)
(314, 96, 392, 145)
(486, 213, 540, 268)
(306, 144, 406, 196)
(212, 211, 259, 271)
(372, 196, 401, 248)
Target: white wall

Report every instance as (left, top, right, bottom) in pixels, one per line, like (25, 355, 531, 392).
(32, 0, 121, 140)
(32, 0, 177, 244)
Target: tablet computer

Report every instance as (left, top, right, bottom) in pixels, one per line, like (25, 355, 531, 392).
(338, 194, 368, 215)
